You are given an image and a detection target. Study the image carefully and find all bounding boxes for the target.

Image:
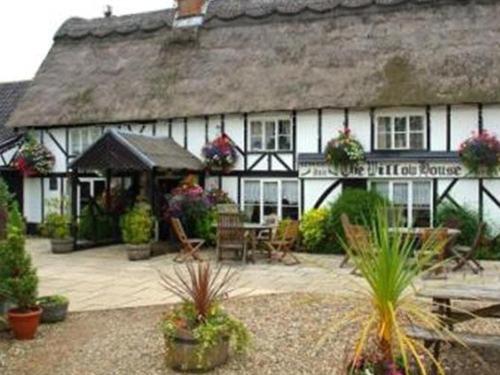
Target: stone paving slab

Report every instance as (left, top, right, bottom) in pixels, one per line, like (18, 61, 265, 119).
(27, 238, 500, 312)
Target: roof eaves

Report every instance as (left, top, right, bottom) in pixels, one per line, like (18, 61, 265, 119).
(111, 130, 156, 169)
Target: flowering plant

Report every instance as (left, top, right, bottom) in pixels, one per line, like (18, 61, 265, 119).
(206, 188, 234, 206)
(324, 128, 364, 169)
(202, 134, 238, 172)
(14, 135, 55, 176)
(459, 130, 500, 176)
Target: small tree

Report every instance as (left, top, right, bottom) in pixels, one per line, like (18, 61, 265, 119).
(121, 201, 153, 245)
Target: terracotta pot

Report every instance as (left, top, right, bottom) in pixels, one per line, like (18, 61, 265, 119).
(165, 333, 229, 372)
(126, 244, 151, 261)
(8, 306, 42, 340)
(51, 238, 73, 254)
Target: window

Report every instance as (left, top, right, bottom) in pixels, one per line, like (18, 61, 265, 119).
(243, 180, 299, 223)
(376, 114, 426, 150)
(70, 127, 102, 155)
(370, 180, 432, 227)
(249, 117, 292, 151)
(49, 176, 58, 191)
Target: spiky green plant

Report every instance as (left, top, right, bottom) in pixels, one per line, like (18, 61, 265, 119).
(340, 206, 457, 374)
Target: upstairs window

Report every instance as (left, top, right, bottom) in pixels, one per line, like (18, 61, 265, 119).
(376, 114, 426, 150)
(249, 117, 292, 152)
(70, 127, 102, 155)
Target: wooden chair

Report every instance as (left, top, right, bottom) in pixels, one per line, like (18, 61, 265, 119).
(419, 228, 451, 275)
(263, 220, 300, 265)
(170, 218, 204, 262)
(256, 214, 279, 243)
(216, 213, 249, 263)
(451, 222, 486, 273)
(339, 214, 370, 269)
(216, 204, 239, 214)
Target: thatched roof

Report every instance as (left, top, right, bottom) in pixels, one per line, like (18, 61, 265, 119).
(0, 81, 29, 140)
(70, 130, 203, 171)
(8, 0, 500, 128)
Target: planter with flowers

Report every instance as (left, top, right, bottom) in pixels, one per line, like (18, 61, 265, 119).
(121, 201, 154, 261)
(324, 128, 365, 170)
(202, 134, 238, 173)
(14, 134, 55, 176)
(161, 262, 249, 372)
(459, 130, 500, 176)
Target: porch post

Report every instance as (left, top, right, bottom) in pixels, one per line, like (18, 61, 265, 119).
(105, 169, 112, 211)
(149, 167, 158, 241)
(70, 169, 78, 251)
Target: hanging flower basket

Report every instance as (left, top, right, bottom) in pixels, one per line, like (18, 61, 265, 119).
(202, 134, 238, 172)
(459, 130, 500, 176)
(324, 128, 365, 169)
(14, 135, 55, 176)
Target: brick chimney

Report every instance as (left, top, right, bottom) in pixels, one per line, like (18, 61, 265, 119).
(177, 0, 204, 18)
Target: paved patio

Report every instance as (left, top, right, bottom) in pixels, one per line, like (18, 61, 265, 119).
(29, 238, 500, 312)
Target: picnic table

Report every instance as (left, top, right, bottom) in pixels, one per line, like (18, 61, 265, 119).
(410, 284, 500, 373)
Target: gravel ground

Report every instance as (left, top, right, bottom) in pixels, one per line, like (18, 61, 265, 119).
(1, 293, 499, 375)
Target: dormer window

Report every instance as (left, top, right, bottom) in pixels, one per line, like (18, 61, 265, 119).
(376, 113, 426, 150)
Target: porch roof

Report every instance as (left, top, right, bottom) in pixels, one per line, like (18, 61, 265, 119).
(70, 130, 203, 172)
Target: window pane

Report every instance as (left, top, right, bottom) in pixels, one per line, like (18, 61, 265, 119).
(81, 128, 90, 151)
(251, 122, 262, 135)
(394, 117, 407, 132)
(263, 182, 278, 218)
(410, 116, 424, 131)
(377, 133, 391, 149)
(377, 117, 391, 132)
(278, 120, 291, 135)
(393, 183, 408, 205)
(244, 181, 260, 223)
(372, 181, 389, 198)
(250, 122, 262, 150)
(265, 121, 276, 150)
(395, 134, 407, 148)
(413, 181, 430, 207)
(410, 133, 424, 149)
(278, 136, 291, 150)
(71, 130, 81, 155)
(282, 181, 298, 205)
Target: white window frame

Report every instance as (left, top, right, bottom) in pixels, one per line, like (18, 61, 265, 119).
(242, 178, 300, 223)
(248, 115, 293, 152)
(70, 127, 102, 155)
(369, 180, 433, 227)
(375, 111, 427, 151)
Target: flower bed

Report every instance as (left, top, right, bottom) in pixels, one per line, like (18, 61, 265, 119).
(324, 128, 364, 169)
(202, 134, 238, 172)
(459, 130, 500, 176)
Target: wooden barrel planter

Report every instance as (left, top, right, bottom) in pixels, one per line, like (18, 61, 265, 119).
(165, 334, 229, 372)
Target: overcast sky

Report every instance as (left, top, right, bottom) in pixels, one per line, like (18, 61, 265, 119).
(0, 0, 174, 83)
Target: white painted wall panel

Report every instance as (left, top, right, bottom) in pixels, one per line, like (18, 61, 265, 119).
(450, 105, 478, 151)
(430, 106, 447, 151)
(296, 110, 319, 153)
(224, 114, 245, 170)
(247, 154, 268, 171)
(321, 109, 345, 150)
(208, 116, 222, 141)
(349, 110, 371, 151)
(221, 177, 238, 203)
(156, 121, 169, 137)
(2, 148, 16, 166)
(303, 179, 341, 211)
(171, 119, 185, 147)
(482, 104, 500, 136)
(443, 179, 479, 210)
(24, 178, 42, 223)
(43, 128, 67, 172)
(187, 117, 205, 159)
(484, 179, 500, 234)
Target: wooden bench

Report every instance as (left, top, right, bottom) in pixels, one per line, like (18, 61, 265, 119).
(407, 326, 500, 374)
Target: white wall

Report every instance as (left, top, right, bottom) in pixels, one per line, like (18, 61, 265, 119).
(430, 106, 447, 151)
(450, 105, 478, 150)
(24, 177, 42, 223)
(349, 110, 371, 151)
(303, 179, 341, 211)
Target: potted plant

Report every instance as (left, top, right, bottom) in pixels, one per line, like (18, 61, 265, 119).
(160, 262, 249, 372)
(40, 212, 73, 254)
(37, 295, 69, 323)
(202, 134, 238, 172)
(335, 207, 454, 374)
(324, 128, 365, 170)
(121, 201, 154, 261)
(0, 225, 41, 340)
(14, 133, 55, 176)
(459, 130, 500, 176)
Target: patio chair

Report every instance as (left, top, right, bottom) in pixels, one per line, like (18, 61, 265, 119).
(256, 214, 279, 243)
(418, 228, 451, 275)
(216, 204, 239, 214)
(339, 214, 370, 269)
(451, 222, 486, 274)
(263, 220, 300, 265)
(216, 213, 250, 262)
(170, 218, 204, 262)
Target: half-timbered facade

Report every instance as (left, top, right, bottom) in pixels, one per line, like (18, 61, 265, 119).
(5, 0, 500, 233)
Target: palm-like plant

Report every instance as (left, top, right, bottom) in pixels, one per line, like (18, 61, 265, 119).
(342, 207, 455, 375)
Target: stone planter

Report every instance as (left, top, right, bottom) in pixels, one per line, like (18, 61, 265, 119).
(51, 238, 73, 254)
(38, 297, 69, 324)
(126, 244, 151, 261)
(165, 333, 229, 372)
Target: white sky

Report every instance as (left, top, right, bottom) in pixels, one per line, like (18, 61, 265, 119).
(0, 0, 174, 83)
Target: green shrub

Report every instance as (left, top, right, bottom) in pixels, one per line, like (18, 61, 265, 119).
(0, 178, 13, 240)
(40, 212, 70, 239)
(9, 201, 25, 234)
(121, 202, 153, 245)
(0, 226, 38, 311)
(79, 205, 115, 242)
(324, 188, 387, 253)
(300, 208, 329, 253)
(37, 295, 69, 306)
(436, 203, 484, 246)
